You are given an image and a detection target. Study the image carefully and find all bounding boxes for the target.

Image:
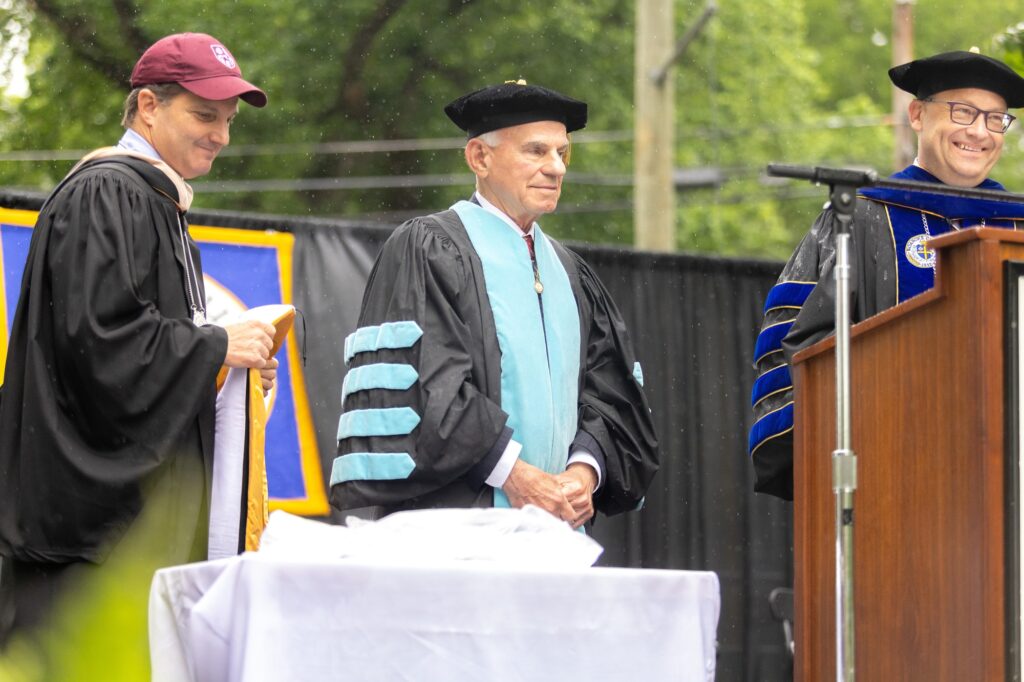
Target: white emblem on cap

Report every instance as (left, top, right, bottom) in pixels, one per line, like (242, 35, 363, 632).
(210, 44, 236, 69)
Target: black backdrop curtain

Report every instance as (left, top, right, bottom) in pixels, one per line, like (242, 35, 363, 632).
(1, 190, 793, 681)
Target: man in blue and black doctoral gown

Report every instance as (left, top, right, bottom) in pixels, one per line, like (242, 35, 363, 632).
(750, 51, 1024, 499)
(332, 82, 659, 527)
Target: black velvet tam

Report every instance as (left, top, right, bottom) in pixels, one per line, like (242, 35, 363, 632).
(889, 50, 1024, 107)
(444, 80, 588, 137)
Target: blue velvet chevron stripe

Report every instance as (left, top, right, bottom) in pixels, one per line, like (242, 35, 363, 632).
(344, 321, 423, 365)
(331, 452, 415, 483)
(751, 364, 791, 407)
(341, 363, 418, 403)
(632, 362, 644, 387)
(763, 281, 814, 313)
(749, 403, 794, 454)
(337, 407, 420, 440)
(754, 320, 795, 364)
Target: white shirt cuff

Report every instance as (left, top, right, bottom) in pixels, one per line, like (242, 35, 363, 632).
(567, 450, 602, 491)
(486, 438, 522, 488)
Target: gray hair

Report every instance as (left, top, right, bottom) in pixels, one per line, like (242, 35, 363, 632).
(121, 83, 188, 128)
(473, 129, 504, 148)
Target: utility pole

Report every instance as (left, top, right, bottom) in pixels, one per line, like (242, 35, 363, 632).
(634, 0, 675, 251)
(892, 0, 916, 170)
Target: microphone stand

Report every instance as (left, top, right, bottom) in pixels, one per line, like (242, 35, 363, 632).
(770, 164, 871, 682)
(763, 163, 1024, 682)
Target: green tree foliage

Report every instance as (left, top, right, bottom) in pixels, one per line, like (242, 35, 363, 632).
(673, 0, 841, 256)
(0, 0, 1023, 259)
(797, 1, 1024, 209)
(676, 0, 1024, 258)
(0, 0, 640, 239)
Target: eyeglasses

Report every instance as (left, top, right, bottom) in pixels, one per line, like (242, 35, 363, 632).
(923, 98, 1017, 134)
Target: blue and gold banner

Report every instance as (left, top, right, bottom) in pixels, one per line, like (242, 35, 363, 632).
(0, 209, 327, 516)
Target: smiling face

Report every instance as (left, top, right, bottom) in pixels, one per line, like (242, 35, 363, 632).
(134, 89, 238, 179)
(465, 120, 570, 231)
(909, 87, 1008, 187)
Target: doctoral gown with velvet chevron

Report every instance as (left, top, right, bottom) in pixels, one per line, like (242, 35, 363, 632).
(749, 165, 1024, 500)
(331, 207, 659, 517)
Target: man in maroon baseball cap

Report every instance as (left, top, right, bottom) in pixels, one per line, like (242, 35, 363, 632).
(131, 32, 267, 107)
(0, 32, 275, 649)
(117, 32, 267, 180)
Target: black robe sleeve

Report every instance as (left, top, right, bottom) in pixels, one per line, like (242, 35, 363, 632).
(332, 217, 511, 510)
(749, 207, 837, 500)
(749, 198, 898, 500)
(783, 199, 898, 357)
(46, 169, 227, 449)
(569, 251, 660, 516)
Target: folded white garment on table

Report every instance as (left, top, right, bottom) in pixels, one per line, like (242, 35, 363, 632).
(257, 505, 603, 567)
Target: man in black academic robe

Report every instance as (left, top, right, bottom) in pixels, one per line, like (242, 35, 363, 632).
(749, 51, 1024, 499)
(332, 82, 659, 526)
(0, 33, 276, 643)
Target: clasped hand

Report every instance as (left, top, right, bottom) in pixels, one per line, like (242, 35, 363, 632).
(502, 460, 597, 529)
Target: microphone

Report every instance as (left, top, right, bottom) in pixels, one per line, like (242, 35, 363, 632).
(766, 164, 879, 187)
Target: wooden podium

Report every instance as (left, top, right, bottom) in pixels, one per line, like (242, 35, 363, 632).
(792, 228, 1024, 681)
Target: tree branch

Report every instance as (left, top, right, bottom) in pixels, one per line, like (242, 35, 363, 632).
(305, 0, 479, 211)
(29, 0, 137, 85)
(447, 0, 478, 15)
(110, 0, 152, 58)
(320, 0, 410, 122)
(318, 0, 481, 125)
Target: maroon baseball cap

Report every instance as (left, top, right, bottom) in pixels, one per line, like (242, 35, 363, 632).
(131, 33, 267, 107)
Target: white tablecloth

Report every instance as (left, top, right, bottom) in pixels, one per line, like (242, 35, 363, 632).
(150, 553, 720, 681)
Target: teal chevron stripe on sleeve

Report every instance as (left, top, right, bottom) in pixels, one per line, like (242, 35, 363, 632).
(337, 407, 420, 440)
(344, 321, 423, 365)
(331, 452, 415, 483)
(341, 364, 418, 403)
(632, 361, 644, 387)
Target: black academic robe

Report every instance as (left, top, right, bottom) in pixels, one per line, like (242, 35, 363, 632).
(750, 175, 1024, 499)
(0, 156, 227, 564)
(332, 209, 659, 516)
(750, 199, 905, 499)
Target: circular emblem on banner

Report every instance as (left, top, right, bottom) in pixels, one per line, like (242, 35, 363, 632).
(204, 274, 278, 413)
(905, 234, 935, 269)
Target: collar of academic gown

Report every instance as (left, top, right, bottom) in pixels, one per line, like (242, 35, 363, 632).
(68, 144, 194, 212)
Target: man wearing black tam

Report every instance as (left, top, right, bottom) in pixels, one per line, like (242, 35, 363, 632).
(750, 50, 1024, 500)
(331, 81, 659, 525)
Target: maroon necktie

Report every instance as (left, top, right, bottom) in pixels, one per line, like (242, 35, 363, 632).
(523, 233, 536, 262)
(523, 233, 543, 293)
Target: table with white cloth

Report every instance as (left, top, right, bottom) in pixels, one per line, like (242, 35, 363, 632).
(150, 552, 720, 682)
